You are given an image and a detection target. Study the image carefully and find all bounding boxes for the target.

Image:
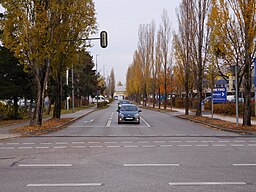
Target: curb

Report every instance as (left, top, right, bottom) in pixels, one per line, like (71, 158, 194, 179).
(176, 115, 256, 136)
(25, 108, 98, 136)
(1, 108, 98, 138)
(142, 105, 256, 136)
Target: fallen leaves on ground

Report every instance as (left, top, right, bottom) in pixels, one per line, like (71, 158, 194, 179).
(179, 115, 256, 132)
(11, 118, 73, 136)
(0, 119, 29, 127)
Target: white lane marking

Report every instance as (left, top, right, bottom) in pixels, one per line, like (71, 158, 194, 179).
(0, 147, 15, 149)
(18, 164, 72, 167)
(218, 141, 230, 143)
(124, 164, 179, 167)
(40, 143, 52, 145)
(248, 144, 256, 146)
(56, 142, 68, 145)
(160, 145, 174, 147)
(230, 144, 244, 147)
(124, 145, 138, 148)
(23, 143, 35, 145)
(73, 146, 86, 148)
(89, 146, 102, 148)
(201, 140, 213, 143)
(84, 121, 88, 123)
(249, 140, 256, 142)
(7, 143, 19, 145)
(142, 145, 155, 148)
(104, 142, 117, 144)
(90, 119, 94, 122)
(169, 141, 182, 143)
(107, 146, 120, 148)
(234, 140, 246, 143)
(88, 142, 101, 144)
(27, 183, 102, 187)
(169, 182, 246, 186)
(36, 147, 49, 149)
(106, 119, 111, 127)
(72, 142, 85, 144)
(233, 164, 256, 166)
(196, 145, 209, 147)
(18, 147, 33, 149)
(213, 144, 226, 147)
(177, 145, 192, 147)
(185, 141, 198, 143)
(106, 112, 114, 127)
(140, 117, 150, 127)
(53, 146, 67, 149)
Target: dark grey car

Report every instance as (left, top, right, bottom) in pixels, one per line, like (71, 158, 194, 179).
(118, 100, 131, 110)
(117, 104, 141, 124)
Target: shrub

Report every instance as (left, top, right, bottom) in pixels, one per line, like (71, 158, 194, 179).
(97, 101, 108, 108)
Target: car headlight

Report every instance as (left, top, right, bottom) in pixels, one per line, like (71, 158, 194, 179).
(134, 113, 140, 118)
(119, 113, 124, 118)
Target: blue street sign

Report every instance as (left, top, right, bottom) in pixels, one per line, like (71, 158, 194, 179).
(212, 87, 227, 103)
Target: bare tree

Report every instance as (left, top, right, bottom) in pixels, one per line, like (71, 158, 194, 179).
(160, 9, 172, 110)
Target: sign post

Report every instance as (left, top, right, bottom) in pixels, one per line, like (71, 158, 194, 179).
(254, 58, 256, 116)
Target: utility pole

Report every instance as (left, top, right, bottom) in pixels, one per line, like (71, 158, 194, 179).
(96, 54, 100, 106)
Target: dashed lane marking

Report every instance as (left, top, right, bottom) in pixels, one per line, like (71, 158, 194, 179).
(27, 183, 102, 187)
(169, 182, 246, 186)
(18, 164, 72, 167)
(233, 164, 256, 166)
(124, 164, 179, 167)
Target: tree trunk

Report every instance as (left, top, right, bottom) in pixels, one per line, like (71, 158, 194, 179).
(243, 49, 252, 125)
(30, 60, 50, 126)
(13, 96, 19, 119)
(46, 97, 52, 115)
(53, 73, 62, 119)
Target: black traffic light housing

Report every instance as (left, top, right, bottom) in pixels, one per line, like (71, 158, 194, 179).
(100, 31, 108, 48)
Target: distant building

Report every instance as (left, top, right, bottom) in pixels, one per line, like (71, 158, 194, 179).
(114, 86, 126, 100)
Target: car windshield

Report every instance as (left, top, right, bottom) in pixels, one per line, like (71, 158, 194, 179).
(119, 100, 130, 104)
(120, 105, 138, 111)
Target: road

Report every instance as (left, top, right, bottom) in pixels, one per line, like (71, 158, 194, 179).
(0, 101, 256, 192)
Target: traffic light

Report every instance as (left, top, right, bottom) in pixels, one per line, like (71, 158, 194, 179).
(100, 31, 108, 48)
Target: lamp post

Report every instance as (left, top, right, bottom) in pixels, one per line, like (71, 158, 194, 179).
(96, 54, 100, 106)
(66, 68, 69, 110)
(253, 58, 256, 116)
(72, 63, 74, 113)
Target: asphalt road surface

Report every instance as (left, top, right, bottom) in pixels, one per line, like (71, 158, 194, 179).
(0, 101, 256, 192)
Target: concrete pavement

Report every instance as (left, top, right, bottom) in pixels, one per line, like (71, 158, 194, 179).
(0, 105, 97, 140)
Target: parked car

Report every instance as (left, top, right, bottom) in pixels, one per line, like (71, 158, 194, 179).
(118, 100, 131, 110)
(117, 104, 141, 124)
(92, 96, 109, 104)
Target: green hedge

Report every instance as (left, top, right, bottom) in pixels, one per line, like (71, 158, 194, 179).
(97, 101, 108, 108)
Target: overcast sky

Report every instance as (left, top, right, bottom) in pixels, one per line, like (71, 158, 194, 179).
(0, 1, 181, 85)
(89, 0, 181, 85)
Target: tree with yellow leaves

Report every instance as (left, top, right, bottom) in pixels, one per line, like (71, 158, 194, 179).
(1, 0, 96, 125)
(208, 0, 256, 126)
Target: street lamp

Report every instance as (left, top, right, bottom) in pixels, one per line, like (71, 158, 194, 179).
(96, 54, 100, 106)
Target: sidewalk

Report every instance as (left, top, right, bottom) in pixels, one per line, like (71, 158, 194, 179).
(0, 105, 97, 140)
(143, 104, 256, 125)
(170, 107, 256, 125)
